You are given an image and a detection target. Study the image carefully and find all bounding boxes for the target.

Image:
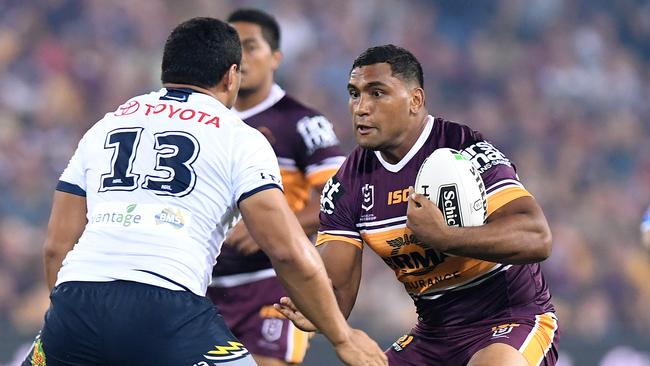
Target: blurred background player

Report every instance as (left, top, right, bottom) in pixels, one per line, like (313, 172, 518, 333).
(21, 17, 386, 366)
(207, 9, 345, 366)
(278, 45, 558, 366)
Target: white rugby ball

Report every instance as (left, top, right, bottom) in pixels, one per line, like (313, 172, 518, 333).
(414, 148, 487, 227)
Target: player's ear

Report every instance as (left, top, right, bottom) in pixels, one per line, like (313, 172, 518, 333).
(409, 87, 425, 114)
(270, 50, 282, 71)
(224, 64, 240, 93)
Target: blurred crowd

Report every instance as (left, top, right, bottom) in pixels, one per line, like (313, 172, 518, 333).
(1, 0, 649, 364)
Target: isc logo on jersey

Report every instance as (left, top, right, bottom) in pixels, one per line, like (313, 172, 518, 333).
(415, 148, 487, 227)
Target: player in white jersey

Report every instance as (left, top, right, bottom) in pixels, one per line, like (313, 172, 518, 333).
(22, 17, 386, 366)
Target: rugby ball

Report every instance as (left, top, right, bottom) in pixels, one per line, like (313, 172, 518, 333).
(414, 148, 487, 227)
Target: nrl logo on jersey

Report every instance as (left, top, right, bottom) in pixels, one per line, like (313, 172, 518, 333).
(361, 183, 374, 211)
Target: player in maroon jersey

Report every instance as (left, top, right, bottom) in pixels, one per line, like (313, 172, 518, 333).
(207, 9, 346, 366)
(277, 45, 559, 366)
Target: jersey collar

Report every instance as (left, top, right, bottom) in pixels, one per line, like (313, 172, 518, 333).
(374, 115, 434, 173)
(232, 84, 286, 120)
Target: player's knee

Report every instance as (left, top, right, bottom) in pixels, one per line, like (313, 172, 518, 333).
(467, 343, 529, 366)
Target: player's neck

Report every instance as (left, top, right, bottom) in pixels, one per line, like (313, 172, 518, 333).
(163, 83, 232, 107)
(234, 81, 274, 111)
(163, 83, 218, 99)
(381, 113, 429, 164)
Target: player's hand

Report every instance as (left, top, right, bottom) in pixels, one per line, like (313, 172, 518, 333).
(273, 297, 317, 332)
(223, 221, 260, 255)
(333, 328, 388, 366)
(406, 187, 452, 251)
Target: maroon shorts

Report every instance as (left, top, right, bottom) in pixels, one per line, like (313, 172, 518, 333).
(386, 312, 559, 366)
(207, 276, 310, 363)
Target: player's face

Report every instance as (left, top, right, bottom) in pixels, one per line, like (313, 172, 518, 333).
(347, 63, 414, 151)
(231, 21, 280, 94)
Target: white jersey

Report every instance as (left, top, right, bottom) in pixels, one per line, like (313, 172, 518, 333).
(55, 88, 282, 295)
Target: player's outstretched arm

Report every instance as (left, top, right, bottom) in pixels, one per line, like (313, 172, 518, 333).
(43, 191, 87, 290)
(240, 188, 387, 366)
(274, 240, 362, 327)
(407, 188, 552, 264)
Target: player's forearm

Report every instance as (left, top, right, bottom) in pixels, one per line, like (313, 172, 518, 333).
(332, 284, 357, 319)
(271, 244, 352, 345)
(319, 241, 363, 319)
(442, 212, 551, 264)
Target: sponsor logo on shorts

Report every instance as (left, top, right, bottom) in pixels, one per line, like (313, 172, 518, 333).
(261, 318, 284, 342)
(491, 323, 520, 338)
(391, 334, 414, 352)
(30, 336, 46, 366)
(320, 177, 344, 214)
(203, 341, 249, 362)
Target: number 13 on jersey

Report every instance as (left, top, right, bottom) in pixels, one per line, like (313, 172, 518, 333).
(99, 127, 200, 197)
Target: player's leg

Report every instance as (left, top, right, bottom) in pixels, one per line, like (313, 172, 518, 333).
(467, 313, 560, 366)
(252, 355, 295, 366)
(467, 343, 528, 366)
(208, 277, 311, 366)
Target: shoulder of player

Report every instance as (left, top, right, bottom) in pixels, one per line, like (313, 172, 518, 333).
(430, 116, 485, 149)
(275, 94, 328, 122)
(333, 146, 374, 184)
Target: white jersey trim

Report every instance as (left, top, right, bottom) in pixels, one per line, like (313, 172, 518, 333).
(375, 115, 434, 173)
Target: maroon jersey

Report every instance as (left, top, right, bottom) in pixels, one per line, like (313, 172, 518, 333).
(317, 116, 554, 326)
(214, 85, 345, 277)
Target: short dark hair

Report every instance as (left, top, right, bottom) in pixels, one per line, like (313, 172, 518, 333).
(161, 17, 241, 89)
(227, 8, 280, 50)
(351, 44, 424, 88)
